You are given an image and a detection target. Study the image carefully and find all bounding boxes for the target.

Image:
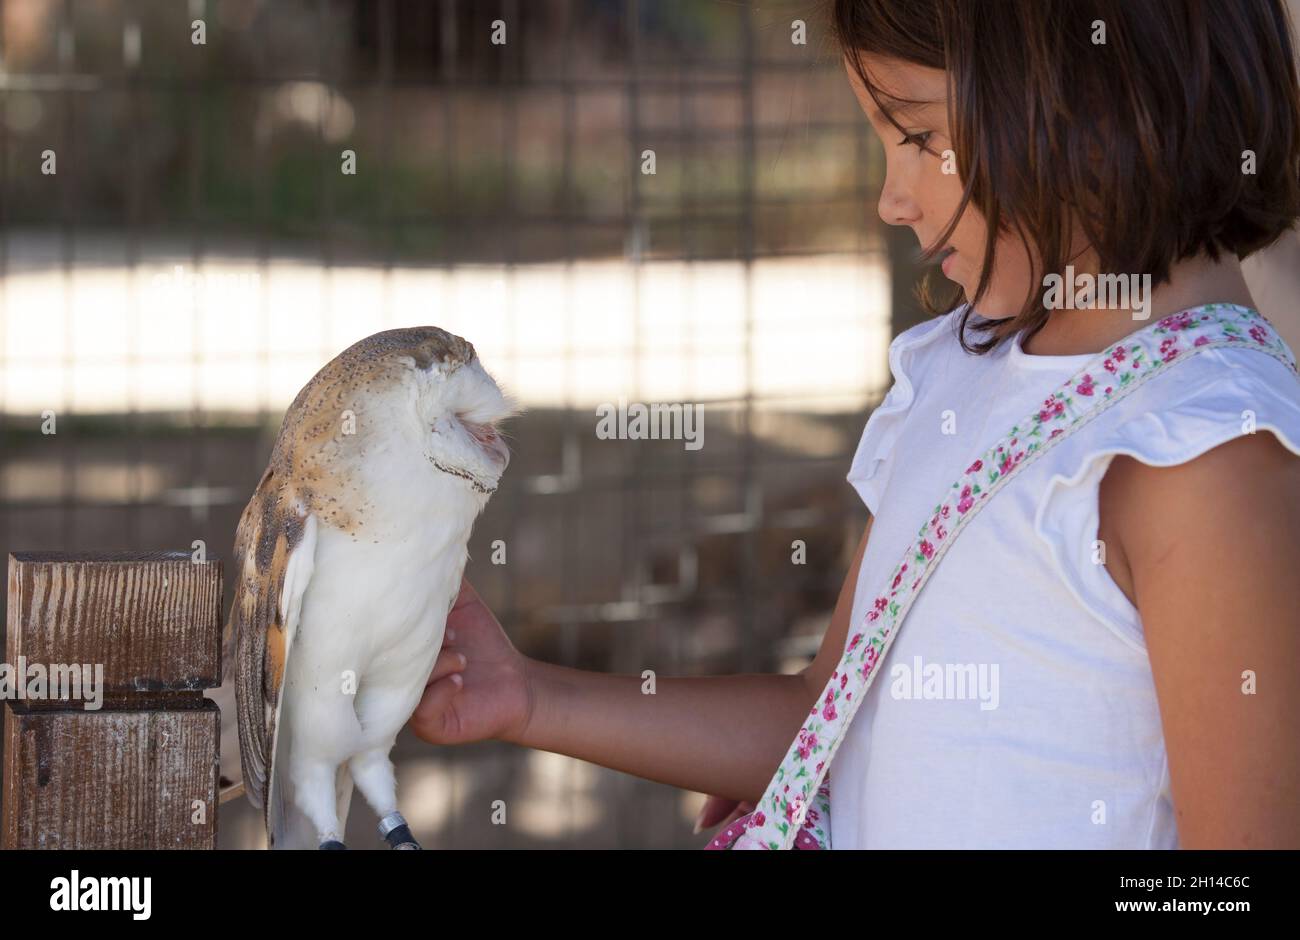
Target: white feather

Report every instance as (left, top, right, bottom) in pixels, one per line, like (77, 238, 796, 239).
(265, 512, 318, 848)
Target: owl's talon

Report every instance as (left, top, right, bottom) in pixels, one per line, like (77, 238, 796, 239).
(319, 840, 347, 850)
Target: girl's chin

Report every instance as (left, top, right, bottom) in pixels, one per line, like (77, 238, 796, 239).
(957, 289, 1024, 320)
(937, 267, 1026, 318)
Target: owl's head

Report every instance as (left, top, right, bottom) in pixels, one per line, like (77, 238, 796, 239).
(313, 326, 520, 496)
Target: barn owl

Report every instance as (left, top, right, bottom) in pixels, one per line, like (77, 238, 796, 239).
(227, 326, 517, 849)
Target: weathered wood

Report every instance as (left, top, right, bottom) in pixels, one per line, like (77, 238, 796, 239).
(2, 702, 220, 849)
(1, 552, 224, 849)
(6, 552, 222, 695)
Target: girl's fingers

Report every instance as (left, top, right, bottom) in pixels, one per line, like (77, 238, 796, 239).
(693, 794, 743, 833)
(424, 647, 468, 688)
(451, 577, 481, 613)
(412, 673, 463, 726)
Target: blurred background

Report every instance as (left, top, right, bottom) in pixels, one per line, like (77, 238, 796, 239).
(1, 0, 1296, 850)
(0, 0, 924, 849)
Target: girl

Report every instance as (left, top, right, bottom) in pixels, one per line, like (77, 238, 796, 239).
(408, 0, 1300, 849)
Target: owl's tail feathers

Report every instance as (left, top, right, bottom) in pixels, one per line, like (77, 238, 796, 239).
(272, 801, 318, 850)
(268, 764, 356, 850)
(268, 721, 309, 849)
(211, 672, 246, 802)
(268, 759, 315, 849)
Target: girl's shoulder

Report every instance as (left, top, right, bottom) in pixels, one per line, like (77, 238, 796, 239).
(1100, 331, 1300, 559)
(1098, 411, 1300, 615)
(1043, 329, 1300, 648)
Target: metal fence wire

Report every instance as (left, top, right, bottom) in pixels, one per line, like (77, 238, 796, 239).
(0, 0, 903, 848)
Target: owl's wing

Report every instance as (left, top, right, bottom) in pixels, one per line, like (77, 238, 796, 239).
(230, 465, 318, 842)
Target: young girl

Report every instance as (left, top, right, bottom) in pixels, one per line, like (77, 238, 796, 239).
(407, 0, 1300, 849)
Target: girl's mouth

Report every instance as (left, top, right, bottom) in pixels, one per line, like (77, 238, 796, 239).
(939, 246, 958, 278)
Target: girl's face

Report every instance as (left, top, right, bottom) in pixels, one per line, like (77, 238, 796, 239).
(844, 53, 1035, 318)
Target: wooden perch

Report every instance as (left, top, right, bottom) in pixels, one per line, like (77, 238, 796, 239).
(2, 552, 223, 849)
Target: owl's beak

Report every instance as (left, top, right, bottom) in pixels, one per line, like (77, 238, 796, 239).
(464, 419, 511, 467)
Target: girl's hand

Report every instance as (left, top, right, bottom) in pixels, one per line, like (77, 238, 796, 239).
(407, 578, 534, 747)
(694, 795, 755, 835)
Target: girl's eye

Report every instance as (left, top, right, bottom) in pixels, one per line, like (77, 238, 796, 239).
(897, 131, 933, 152)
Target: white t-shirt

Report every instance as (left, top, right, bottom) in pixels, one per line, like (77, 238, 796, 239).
(831, 305, 1300, 849)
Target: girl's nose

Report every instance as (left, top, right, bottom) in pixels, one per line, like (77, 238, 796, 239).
(878, 174, 919, 227)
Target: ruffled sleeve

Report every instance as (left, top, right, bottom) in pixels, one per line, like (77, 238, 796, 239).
(847, 313, 955, 516)
(1033, 343, 1300, 651)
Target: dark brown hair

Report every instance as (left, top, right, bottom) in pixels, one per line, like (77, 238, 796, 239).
(832, 0, 1300, 354)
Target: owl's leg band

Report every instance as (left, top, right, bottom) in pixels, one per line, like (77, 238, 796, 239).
(379, 811, 421, 850)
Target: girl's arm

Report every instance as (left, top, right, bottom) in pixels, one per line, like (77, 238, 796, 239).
(511, 517, 874, 803)
(1107, 433, 1300, 848)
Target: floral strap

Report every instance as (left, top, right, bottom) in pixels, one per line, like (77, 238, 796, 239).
(712, 304, 1297, 850)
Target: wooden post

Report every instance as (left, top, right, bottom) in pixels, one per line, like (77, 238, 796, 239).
(2, 552, 223, 849)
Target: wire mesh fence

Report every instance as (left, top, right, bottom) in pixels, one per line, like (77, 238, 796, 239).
(0, 0, 901, 848)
